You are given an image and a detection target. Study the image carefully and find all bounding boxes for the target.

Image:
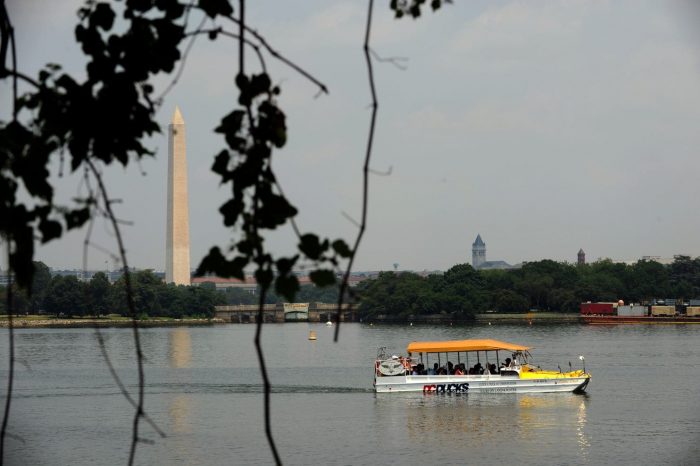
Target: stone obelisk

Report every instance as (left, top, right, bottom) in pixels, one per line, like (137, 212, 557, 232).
(166, 106, 191, 285)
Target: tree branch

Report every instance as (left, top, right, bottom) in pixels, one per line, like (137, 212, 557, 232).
(237, 1, 282, 463)
(335, 0, 377, 341)
(81, 194, 166, 440)
(0, 246, 15, 463)
(85, 159, 146, 466)
(224, 15, 328, 96)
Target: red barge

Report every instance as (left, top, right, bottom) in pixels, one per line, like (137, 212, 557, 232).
(581, 301, 700, 324)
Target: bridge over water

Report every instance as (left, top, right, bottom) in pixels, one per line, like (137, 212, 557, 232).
(214, 302, 356, 323)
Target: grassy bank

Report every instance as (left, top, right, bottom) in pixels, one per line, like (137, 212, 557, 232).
(0, 315, 225, 328)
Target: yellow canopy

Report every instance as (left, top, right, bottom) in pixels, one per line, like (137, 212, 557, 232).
(407, 339, 531, 354)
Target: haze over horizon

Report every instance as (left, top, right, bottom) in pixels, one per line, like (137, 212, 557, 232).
(4, 0, 700, 273)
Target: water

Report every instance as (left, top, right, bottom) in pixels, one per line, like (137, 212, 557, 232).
(1, 323, 699, 465)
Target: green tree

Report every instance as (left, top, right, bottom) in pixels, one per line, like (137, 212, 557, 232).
(88, 272, 111, 316)
(29, 261, 52, 313)
(669, 256, 700, 299)
(0, 285, 30, 315)
(44, 275, 86, 317)
(110, 270, 163, 317)
(628, 260, 670, 301)
(493, 289, 529, 313)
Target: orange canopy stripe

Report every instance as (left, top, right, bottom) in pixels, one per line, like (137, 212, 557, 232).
(406, 339, 531, 354)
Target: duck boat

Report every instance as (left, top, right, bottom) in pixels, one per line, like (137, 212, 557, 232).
(374, 339, 590, 394)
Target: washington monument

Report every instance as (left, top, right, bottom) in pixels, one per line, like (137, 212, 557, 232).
(165, 106, 191, 285)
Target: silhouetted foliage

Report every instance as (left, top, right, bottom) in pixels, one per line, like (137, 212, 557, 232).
(0, 0, 451, 463)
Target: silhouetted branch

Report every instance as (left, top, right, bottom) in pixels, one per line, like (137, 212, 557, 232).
(80, 189, 166, 440)
(335, 0, 377, 341)
(0, 246, 15, 463)
(184, 27, 267, 73)
(0, 2, 39, 120)
(224, 15, 329, 96)
(156, 15, 208, 106)
(253, 285, 281, 465)
(237, 1, 282, 463)
(85, 159, 146, 466)
(369, 165, 392, 176)
(341, 211, 361, 229)
(370, 48, 408, 70)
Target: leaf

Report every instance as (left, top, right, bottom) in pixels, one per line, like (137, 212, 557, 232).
(219, 198, 244, 227)
(64, 207, 91, 229)
(298, 234, 324, 261)
(250, 73, 272, 98)
(275, 274, 299, 302)
(257, 101, 287, 148)
(309, 269, 336, 287)
(211, 150, 231, 179)
(276, 255, 299, 274)
(332, 239, 352, 258)
(255, 267, 274, 289)
(91, 3, 115, 31)
(38, 218, 62, 243)
(196, 247, 247, 280)
(215, 110, 246, 151)
(198, 0, 234, 19)
(258, 191, 297, 228)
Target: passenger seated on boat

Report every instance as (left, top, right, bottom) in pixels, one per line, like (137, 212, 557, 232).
(502, 358, 512, 368)
(437, 366, 447, 375)
(454, 365, 464, 376)
(475, 363, 484, 374)
(488, 363, 497, 374)
(428, 363, 438, 375)
(447, 361, 454, 374)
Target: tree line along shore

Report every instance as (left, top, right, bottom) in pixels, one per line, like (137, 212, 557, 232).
(2, 256, 699, 324)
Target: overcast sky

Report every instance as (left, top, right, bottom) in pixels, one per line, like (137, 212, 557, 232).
(4, 0, 700, 273)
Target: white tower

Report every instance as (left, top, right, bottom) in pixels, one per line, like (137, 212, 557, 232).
(472, 234, 486, 269)
(165, 106, 191, 285)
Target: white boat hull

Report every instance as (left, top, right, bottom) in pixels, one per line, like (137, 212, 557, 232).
(374, 374, 589, 394)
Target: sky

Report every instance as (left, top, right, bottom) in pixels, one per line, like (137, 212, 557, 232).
(4, 0, 700, 273)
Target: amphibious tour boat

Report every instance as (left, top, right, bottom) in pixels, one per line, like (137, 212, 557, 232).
(374, 339, 590, 394)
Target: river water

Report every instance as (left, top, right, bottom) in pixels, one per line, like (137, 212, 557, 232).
(1, 322, 699, 465)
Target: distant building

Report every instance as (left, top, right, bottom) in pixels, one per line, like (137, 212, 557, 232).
(472, 234, 486, 268)
(191, 273, 371, 293)
(471, 234, 514, 270)
(578, 249, 586, 265)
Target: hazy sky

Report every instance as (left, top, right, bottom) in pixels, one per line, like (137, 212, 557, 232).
(4, 0, 700, 272)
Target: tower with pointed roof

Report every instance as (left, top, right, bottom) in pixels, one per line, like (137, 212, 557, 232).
(577, 248, 586, 265)
(472, 234, 486, 269)
(165, 106, 191, 285)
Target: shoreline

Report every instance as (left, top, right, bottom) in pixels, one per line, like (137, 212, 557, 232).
(0, 312, 583, 328)
(474, 312, 581, 323)
(0, 317, 226, 329)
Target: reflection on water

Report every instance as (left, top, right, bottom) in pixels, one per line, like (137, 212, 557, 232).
(168, 328, 192, 454)
(169, 328, 192, 368)
(169, 394, 192, 434)
(577, 396, 590, 457)
(390, 393, 589, 457)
